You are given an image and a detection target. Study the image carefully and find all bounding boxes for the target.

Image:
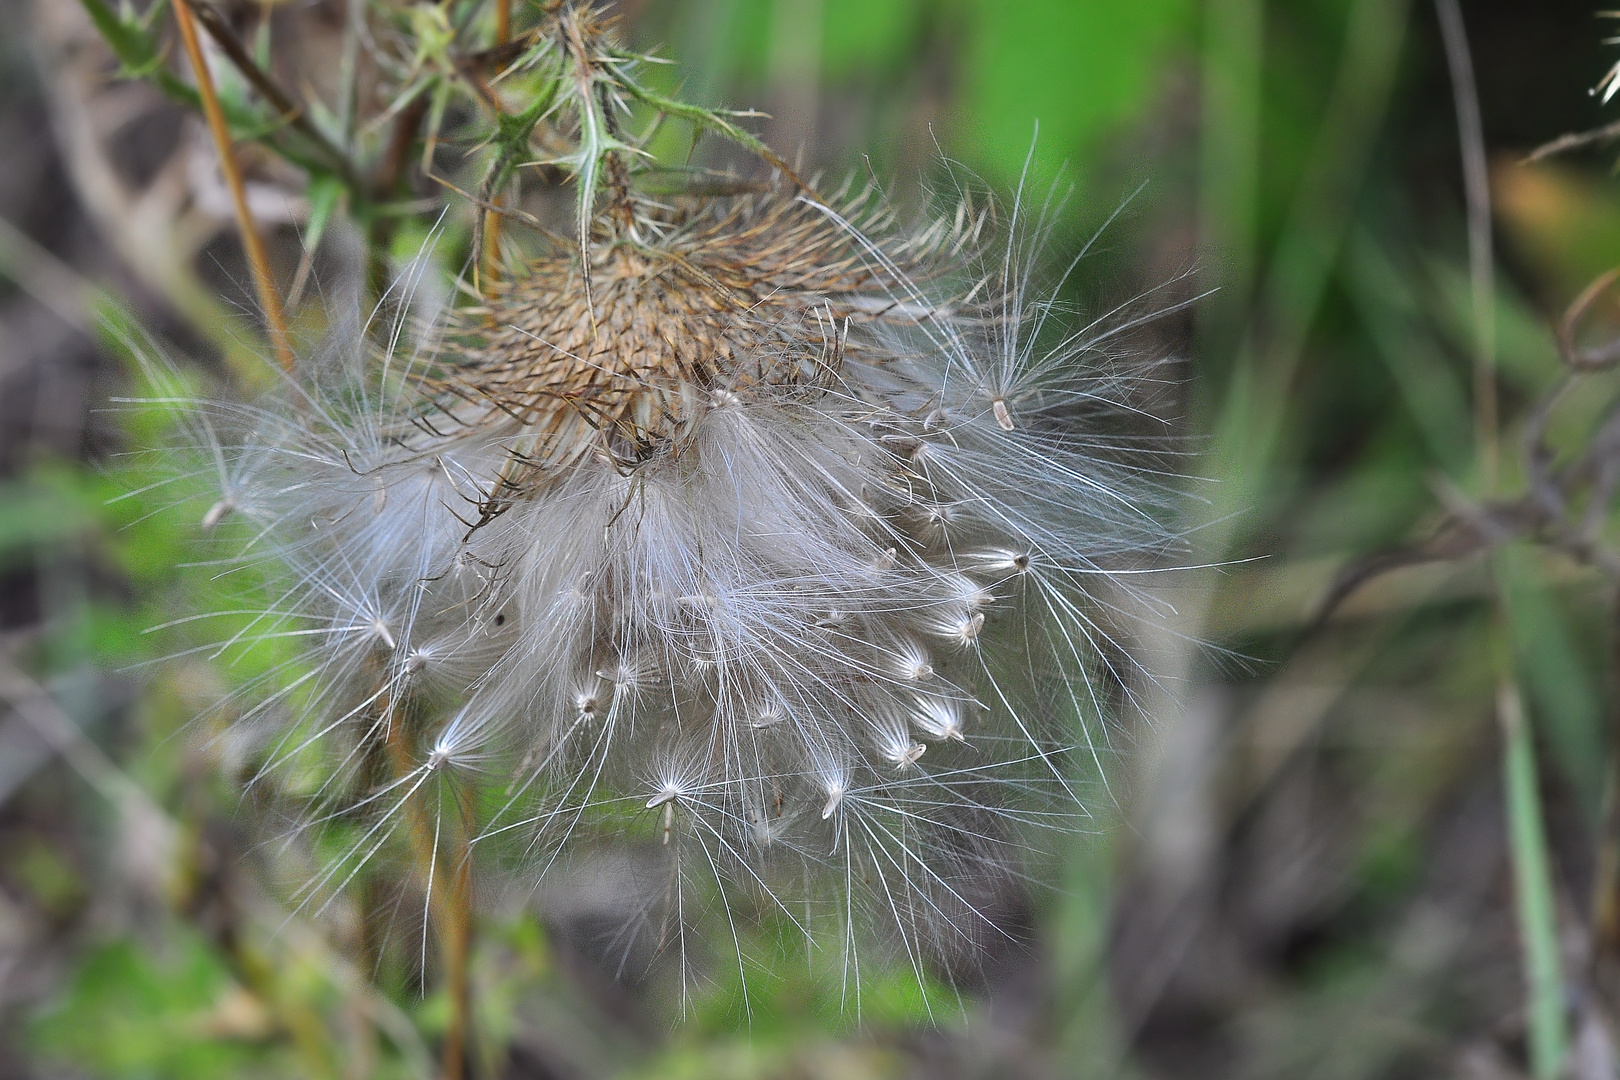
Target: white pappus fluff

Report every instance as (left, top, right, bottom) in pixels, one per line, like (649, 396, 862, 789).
(144, 171, 1190, 1010)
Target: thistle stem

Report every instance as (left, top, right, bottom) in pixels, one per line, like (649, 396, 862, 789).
(366, 96, 430, 307)
(382, 714, 474, 1080)
(441, 829, 473, 1080)
(172, 0, 294, 373)
(482, 0, 512, 292)
(184, 0, 363, 193)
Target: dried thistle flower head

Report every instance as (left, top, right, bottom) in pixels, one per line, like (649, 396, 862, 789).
(436, 180, 961, 486)
(156, 2, 1186, 1009)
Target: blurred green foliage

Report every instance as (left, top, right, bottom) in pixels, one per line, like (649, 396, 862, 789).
(961, 0, 1193, 186)
(34, 931, 289, 1079)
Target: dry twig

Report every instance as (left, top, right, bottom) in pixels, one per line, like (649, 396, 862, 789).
(171, 0, 294, 372)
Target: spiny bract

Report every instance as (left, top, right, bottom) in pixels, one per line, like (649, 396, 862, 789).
(156, 5, 1185, 1007)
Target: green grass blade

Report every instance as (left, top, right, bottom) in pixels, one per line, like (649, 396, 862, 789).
(1497, 676, 1569, 1080)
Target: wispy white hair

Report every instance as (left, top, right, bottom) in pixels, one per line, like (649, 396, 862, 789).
(141, 169, 1192, 1010)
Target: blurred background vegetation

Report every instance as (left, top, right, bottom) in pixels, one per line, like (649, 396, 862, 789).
(1, 0, 1618, 1077)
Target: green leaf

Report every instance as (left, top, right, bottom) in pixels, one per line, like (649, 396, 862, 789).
(31, 932, 283, 1079)
(74, 0, 270, 136)
(1500, 546, 1606, 816)
(1496, 675, 1570, 1080)
(609, 65, 781, 172)
(303, 173, 344, 256)
(822, 0, 922, 78)
(960, 0, 1195, 186)
(0, 479, 94, 562)
(76, 0, 165, 78)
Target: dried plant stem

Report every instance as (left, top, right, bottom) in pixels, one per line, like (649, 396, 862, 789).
(0, 212, 103, 329)
(1526, 117, 1620, 163)
(441, 833, 473, 1080)
(482, 0, 512, 292)
(185, 0, 362, 192)
(171, 0, 294, 373)
(1436, 9, 1566, 1074)
(479, 200, 503, 294)
(382, 716, 473, 1080)
(367, 96, 431, 306)
(1435, 0, 1497, 492)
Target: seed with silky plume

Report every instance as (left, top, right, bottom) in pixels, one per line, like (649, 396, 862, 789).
(149, 5, 1186, 1002)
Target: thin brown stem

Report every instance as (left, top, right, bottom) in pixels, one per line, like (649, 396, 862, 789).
(478, 176, 505, 295)
(366, 95, 431, 305)
(1526, 117, 1620, 163)
(172, 0, 295, 372)
(482, 0, 513, 293)
(440, 819, 473, 1080)
(1435, 0, 1497, 492)
(382, 714, 473, 1080)
(185, 1, 363, 192)
(473, 0, 515, 296)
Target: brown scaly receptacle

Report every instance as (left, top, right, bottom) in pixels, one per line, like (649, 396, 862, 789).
(427, 173, 983, 512)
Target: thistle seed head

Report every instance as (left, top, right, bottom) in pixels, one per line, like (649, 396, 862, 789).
(149, 9, 1187, 1001)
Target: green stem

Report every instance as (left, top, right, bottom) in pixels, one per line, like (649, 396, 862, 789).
(1498, 674, 1569, 1080)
